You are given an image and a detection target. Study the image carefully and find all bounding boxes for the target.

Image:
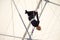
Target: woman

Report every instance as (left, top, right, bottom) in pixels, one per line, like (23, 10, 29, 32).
(25, 10, 41, 30)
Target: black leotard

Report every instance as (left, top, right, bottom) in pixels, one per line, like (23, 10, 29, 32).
(25, 10, 40, 27)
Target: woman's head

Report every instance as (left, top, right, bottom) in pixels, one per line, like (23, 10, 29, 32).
(36, 25, 41, 31)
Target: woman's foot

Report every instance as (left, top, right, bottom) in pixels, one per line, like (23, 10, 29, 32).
(36, 25, 41, 31)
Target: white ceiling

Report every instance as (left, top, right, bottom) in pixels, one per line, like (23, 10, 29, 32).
(0, 0, 60, 40)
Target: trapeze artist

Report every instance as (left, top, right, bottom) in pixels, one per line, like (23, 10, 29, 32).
(25, 10, 41, 31)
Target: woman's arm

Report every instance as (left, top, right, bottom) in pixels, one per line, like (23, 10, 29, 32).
(36, 12, 39, 21)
